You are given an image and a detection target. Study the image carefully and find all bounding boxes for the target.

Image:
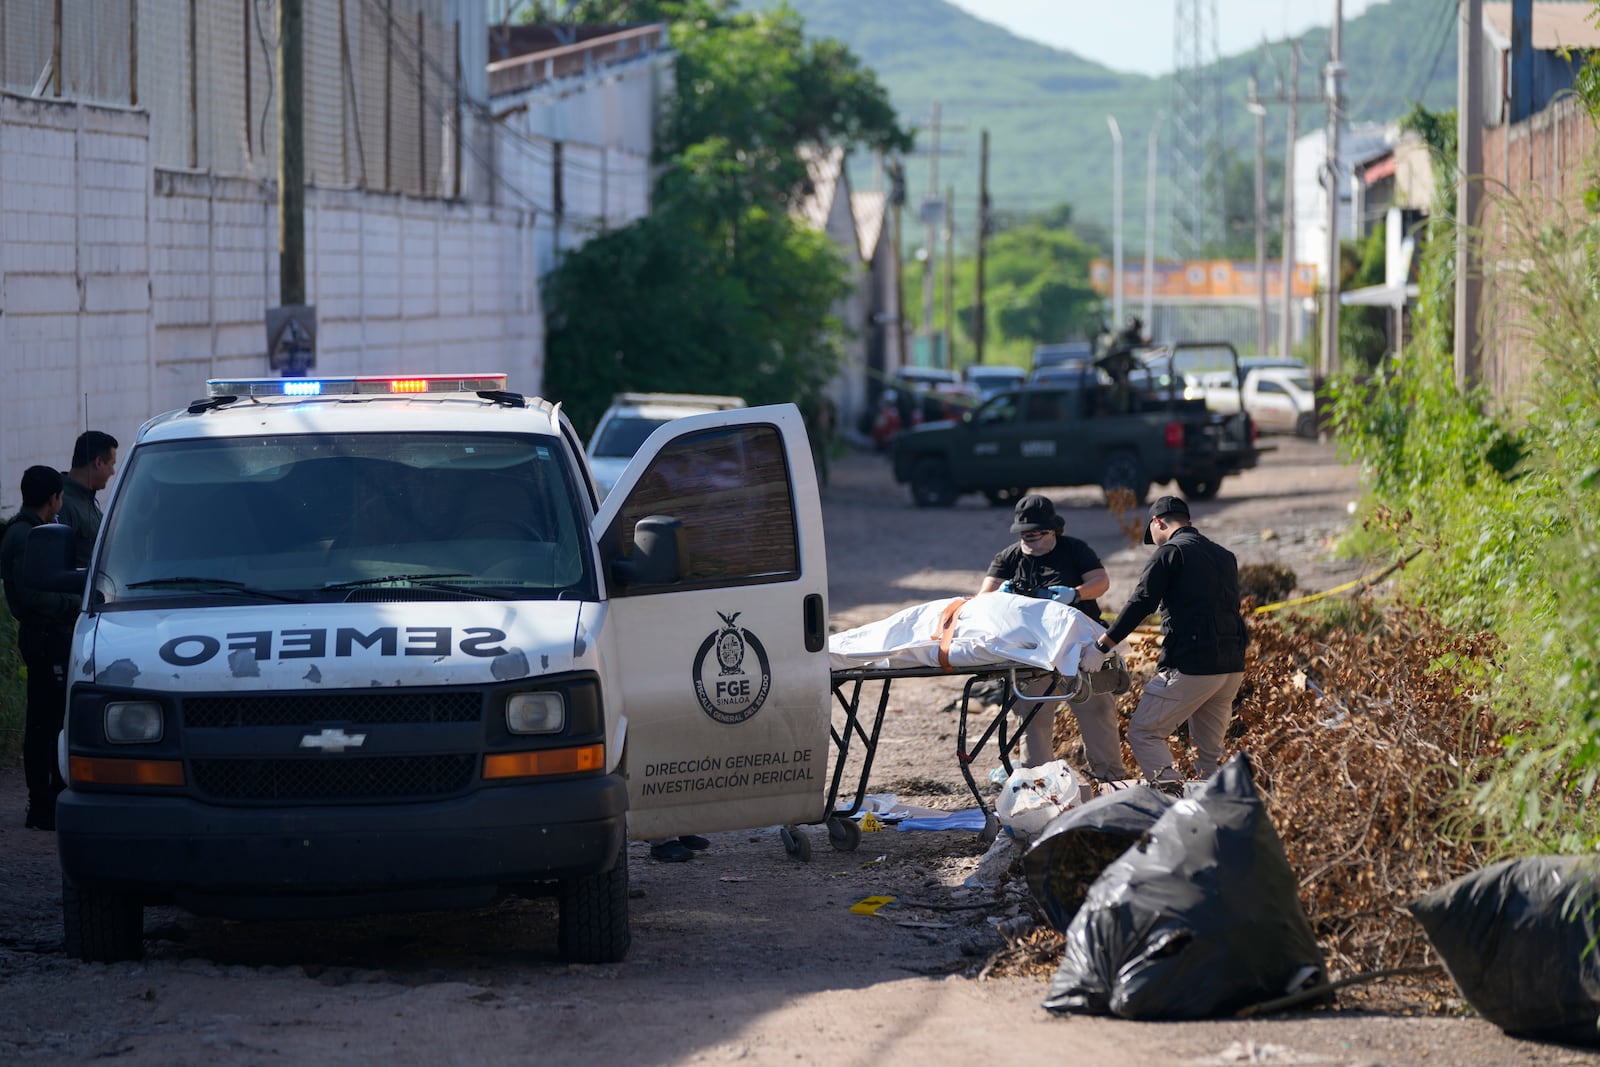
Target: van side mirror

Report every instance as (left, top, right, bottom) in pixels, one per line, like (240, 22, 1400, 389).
(611, 515, 684, 587)
(22, 523, 85, 594)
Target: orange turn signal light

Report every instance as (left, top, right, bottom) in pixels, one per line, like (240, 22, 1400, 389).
(69, 756, 186, 787)
(483, 744, 604, 780)
(389, 378, 428, 393)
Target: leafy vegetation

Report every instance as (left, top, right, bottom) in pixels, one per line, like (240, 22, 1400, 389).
(1328, 90, 1600, 852)
(533, 1, 911, 433)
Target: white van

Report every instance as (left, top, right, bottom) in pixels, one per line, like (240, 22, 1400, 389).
(27, 374, 830, 964)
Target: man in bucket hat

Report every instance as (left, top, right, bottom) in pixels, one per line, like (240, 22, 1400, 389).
(977, 493, 1126, 781)
(1093, 496, 1247, 785)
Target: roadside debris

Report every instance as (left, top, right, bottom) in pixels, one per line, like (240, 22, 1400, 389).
(1409, 856, 1600, 1044)
(987, 602, 1502, 1015)
(1041, 754, 1328, 1020)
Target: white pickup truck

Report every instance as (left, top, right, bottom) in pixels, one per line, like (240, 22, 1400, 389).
(1192, 364, 1318, 439)
(26, 374, 831, 965)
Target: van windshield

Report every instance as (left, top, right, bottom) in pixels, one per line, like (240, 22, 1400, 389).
(93, 432, 595, 607)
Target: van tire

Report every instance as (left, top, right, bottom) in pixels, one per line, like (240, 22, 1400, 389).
(558, 845, 630, 964)
(1099, 452, 1149, 506)
(910, 459, 958, 508)
(63, 875, 144, 963)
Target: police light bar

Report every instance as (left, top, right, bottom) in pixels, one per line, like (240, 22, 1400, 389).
(205, 374, 508, 398)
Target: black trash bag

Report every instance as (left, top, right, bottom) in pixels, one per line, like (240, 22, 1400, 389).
(1023, 787, 1176, 931)
(1408, 856, 1600, 1045)
(1043, 753, 1327, 1019)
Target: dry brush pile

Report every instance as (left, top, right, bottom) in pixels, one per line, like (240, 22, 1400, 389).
(995, 595, 1507, 1008)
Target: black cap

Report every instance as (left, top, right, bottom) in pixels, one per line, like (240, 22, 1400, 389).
(1142, 495, 1191, 544)
(1010, 493, 1064, 534)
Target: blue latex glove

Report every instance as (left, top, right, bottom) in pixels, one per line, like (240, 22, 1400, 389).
(1047, 585, 1078, 604)
(999, 579, 1018, 594)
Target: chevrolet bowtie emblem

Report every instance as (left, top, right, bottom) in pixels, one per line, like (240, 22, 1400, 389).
(299, 728, 367, 753)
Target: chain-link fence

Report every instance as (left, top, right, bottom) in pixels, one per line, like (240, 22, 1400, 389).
(2, 0, 458, 197)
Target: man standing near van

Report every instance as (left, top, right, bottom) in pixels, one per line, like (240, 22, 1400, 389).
(1093, 496, 1247, 786)
(2, 466, 77, 829)
(59, 430, 118, 567)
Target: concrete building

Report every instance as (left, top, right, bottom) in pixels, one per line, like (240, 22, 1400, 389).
(0, 2, 660, 512)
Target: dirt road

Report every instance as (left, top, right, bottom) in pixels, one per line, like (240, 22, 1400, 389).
(1, 438, 1592, 1066)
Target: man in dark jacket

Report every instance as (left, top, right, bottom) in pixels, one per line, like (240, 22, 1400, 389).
(1093, 495, 1247, 784)
(58, 430, 118, 568)
(1, 466, 77, 829)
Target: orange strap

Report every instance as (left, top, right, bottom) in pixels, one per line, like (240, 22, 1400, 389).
(932, 596, 972, 671)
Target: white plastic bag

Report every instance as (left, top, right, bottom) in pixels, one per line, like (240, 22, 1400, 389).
(996, 759, 1082, 840)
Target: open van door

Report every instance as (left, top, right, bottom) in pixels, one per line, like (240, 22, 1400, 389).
(594, 404, 830, 840)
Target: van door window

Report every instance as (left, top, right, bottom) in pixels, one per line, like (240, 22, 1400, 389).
(605, 424, 799, 592)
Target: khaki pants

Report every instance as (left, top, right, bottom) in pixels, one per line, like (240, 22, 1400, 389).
(1014, 674, 1126, 781)
(1126, 668, 1244, 780)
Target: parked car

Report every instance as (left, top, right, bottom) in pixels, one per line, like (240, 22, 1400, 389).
(870, 368, 975, 450)
(1031, 340, 1094, 371)
(587, 393, 747, 498)
(1240, 366, 1319, 437)
(1187, 361, 1318, 438)
(962, 364, 1027, 400)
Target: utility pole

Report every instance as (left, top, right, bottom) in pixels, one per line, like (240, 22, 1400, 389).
(975, 130, 989, 364)
(1253, 42, 1318, 359)
(943, 183, 955, 366)
(1320, 0, 1345, 377)
(279, 0, 304, 307)
(1107, 116, 1124, 329)
(267, 0, 315, 376)
(888, 157, 908, 372)
(1281, 44, 1302, 360)
(1456, 0, 1483, 389)
(1144, 124, 1158, 331)
(922, 102, 942, 366)
(1248, 76, 1269, 356)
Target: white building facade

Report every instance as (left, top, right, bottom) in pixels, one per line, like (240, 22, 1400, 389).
(0, 2, 656, 512)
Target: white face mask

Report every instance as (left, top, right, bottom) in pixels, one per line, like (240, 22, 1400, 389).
(1019, 532, 1055, 556)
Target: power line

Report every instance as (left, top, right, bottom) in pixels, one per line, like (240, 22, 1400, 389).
(1409, 0, 1459, 105)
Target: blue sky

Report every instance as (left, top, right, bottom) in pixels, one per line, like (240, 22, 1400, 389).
(945, 0, 1379, 76)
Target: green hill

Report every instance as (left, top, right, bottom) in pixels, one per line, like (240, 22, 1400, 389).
(741, 0, 1468, 253)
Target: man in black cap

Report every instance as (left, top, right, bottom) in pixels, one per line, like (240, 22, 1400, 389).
(1093, 495, 1247, 785)
(978, 493, 1126, 780)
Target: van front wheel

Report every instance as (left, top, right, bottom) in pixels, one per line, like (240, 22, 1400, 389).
(558, 846, 631, 964)
(63, 875, 144, 963)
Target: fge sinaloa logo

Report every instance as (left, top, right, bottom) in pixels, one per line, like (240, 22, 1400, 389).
(692, 611, 771, 724)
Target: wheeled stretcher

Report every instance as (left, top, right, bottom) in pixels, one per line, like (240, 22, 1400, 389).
(777, 592, 1113, 861)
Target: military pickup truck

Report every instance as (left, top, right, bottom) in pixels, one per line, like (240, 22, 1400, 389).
(891, 341, 1263, 507)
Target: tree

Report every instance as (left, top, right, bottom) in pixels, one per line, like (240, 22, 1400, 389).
(944, 213, 1101, 366)
(538, 1, 911, 433)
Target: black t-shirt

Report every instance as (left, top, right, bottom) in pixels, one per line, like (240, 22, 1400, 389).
(986, 536, 1104, 622)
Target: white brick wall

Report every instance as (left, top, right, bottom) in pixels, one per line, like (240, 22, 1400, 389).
(0, 93, 543, 515)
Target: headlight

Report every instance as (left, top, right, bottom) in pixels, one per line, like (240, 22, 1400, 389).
(105, 701, 164, 743)
(506, 692, 565, 734)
